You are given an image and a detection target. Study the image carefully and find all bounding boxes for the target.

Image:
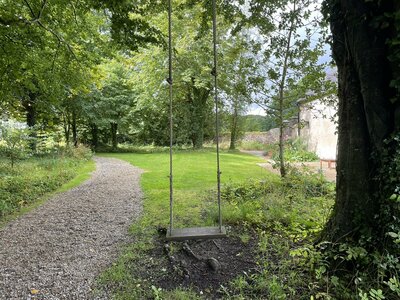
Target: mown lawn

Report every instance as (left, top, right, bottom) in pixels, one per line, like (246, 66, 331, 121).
(100, 150, 275, 228)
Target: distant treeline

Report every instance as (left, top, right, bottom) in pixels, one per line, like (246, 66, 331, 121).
(242, 115, 275, 132)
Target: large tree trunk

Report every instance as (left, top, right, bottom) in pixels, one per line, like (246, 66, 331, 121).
(23, 93, 37, 151)
(111, 122, 118, 150)
(72, 109, 78, 147)
(90, 123, 99, 151)
(323, 0, 396, 243)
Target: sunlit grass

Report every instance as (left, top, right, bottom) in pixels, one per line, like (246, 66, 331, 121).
(99, 150, 276, 228)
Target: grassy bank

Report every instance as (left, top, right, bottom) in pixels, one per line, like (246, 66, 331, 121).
(0, 156, 95, 226)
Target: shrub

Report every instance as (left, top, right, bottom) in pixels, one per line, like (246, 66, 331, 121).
(63, 144, 93, 160)
(272, 138, 319, 162)
(209, 168, 334, 234)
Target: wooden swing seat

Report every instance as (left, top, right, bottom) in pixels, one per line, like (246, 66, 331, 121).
(166, 226, 227, 241)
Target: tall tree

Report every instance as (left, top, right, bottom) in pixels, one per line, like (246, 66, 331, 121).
(82, 58, 136, 150)
(249, 0, 331, 177)
(0, 0, 106, 143)
(322, 1, 400, 247)
(219, 32, 257, 150)
(127, 3, 221, 148)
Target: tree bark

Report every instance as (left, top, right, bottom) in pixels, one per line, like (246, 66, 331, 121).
(62, 112, 71, 145)
(229, 104, 239, 150)
(90, 123, 99, 151)
(188, 79, 210, 149)
(323, 0, 396, 242)
(111, 122, 118, 150)
(276, 0, 296, 177)
(72, 109, 78, 147)
(23, 93, 37, 151)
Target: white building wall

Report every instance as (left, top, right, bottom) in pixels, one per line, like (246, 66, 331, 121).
(300, 100, 338, 160)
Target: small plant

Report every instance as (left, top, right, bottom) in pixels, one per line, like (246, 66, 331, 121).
(272, 138, 319, 162)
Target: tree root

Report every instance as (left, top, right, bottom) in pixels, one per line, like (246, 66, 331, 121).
(164, 242, 222, 276)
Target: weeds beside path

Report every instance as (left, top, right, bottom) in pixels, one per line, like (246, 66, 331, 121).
(0, 157, 143, 299)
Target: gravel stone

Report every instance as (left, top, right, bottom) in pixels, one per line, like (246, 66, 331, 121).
(0, 157, 143, 299)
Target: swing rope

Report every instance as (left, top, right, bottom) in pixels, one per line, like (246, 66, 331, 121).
(211, 0, 223, 231)
(168, 0, 174, 235)
(167, 0, 224, 239)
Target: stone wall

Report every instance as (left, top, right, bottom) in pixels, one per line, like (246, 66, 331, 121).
(241, 127, 295, 144)
(238, 99, 338, 160)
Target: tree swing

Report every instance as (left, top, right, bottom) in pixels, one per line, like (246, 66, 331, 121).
(165, 0, 226, 241)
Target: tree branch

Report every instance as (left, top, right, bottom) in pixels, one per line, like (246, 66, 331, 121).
(23, 0, 36, 19)
(36, 20, 80, 62)
(37, 0, 48, 20)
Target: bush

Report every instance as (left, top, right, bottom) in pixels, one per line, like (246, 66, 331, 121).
(63, 144, 93, 160)
(209, 169, 334, 234)
(207, 169, 335, 299)
(272, 138, 319, 162)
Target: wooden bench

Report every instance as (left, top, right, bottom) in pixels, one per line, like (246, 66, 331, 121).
(320, 159, 336, 169)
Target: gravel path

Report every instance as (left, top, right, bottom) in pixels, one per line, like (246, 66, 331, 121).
(0, 157, 143, 299)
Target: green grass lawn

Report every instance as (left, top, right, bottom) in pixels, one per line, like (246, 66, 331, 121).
(100, 150, 277, 228)
(97, 149, 335, 299)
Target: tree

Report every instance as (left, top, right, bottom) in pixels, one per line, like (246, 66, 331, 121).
(322, 1, 400, 247)
(126, 3, 226, 148)
(219, 32, 257, 150)
(0, 0, 107, 150)
(81, 58, 136, 150)
(248, 0, 332, 177)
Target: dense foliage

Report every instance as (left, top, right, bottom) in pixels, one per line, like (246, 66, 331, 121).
(0, 0, 330, 151)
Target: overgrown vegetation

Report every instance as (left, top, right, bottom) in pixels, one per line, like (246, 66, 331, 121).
(0, 145, 93, 220)
(207, 169, 336, 299)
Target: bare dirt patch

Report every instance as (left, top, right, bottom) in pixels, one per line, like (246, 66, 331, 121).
(136, 228, 259, 298)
